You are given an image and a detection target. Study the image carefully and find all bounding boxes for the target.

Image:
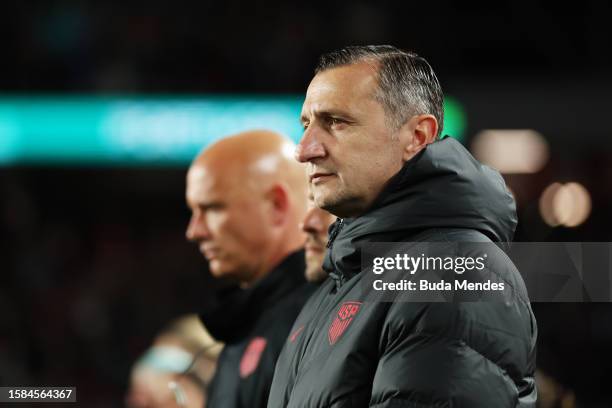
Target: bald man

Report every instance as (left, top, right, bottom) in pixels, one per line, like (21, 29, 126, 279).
(186, 130, 314, 408)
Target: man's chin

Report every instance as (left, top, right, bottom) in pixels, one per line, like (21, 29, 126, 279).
(316, 191, 363, 218)
(313, 187, 340, 212)
(305, 253, 324, 265)
(209, 261, 233, 278)
(305, 264, 327, 283)
(208, 261, 252, 285)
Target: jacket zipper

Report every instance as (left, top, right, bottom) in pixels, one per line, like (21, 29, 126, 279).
(326, 218, 344, 249)
(326, 218, 345, 288)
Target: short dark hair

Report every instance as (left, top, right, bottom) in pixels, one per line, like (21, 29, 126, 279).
(315, 45, 444, 138)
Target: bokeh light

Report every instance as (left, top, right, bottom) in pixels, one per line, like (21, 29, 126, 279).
(472, 129, 549, 174)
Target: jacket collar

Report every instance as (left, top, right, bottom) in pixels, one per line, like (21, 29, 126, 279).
(323, 137, 517, 289)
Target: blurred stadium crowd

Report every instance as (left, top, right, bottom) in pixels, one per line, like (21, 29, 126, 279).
(1, 168, 219, 404)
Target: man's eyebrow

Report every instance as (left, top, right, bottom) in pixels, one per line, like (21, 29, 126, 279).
(300, 109, 353, 124)
(202, 201, 224, 209)
(190, 200, 224, 211)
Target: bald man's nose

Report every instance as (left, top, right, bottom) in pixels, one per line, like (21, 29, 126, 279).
(295, 128, 326, 163)
(186, 213, 211, 241)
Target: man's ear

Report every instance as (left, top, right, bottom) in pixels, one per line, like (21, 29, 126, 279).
(265, 184, 290, 226)
(399, 114, 439, 162)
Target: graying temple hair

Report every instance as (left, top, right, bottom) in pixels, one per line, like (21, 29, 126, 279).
(316, 45, 444, 138)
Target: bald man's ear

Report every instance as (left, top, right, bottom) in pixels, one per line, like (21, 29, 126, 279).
(399, 114, 438, 162)
(265, 184, 290, 226)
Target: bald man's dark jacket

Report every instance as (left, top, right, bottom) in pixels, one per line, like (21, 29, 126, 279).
(200, 250, 314, 408)
(267, 137, 537, 407)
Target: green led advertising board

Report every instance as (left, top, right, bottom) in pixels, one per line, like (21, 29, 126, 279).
(0, 95, 466, 165)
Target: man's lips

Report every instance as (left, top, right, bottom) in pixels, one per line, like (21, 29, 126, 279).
(200, 244, 219, 260)
(305, 244, 324, 253)
(309, 172, 335, 183)
(305, 239, 326, 254)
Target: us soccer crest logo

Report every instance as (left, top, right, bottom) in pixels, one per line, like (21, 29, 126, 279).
(328, 301, 362, 345)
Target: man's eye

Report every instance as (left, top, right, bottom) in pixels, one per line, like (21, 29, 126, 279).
(328, 118, 345, 128)
(302, 123, 309, 130)
(200, 203, 223, 212)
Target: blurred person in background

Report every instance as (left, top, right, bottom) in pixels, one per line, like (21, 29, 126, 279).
(535, 370, 576, 408)
(185, 130, 313, 408)
(126, 314, 222, 408)
(301, 192, 336, 283)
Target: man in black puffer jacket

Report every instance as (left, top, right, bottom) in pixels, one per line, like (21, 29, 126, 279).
(268, 45, 537, 407)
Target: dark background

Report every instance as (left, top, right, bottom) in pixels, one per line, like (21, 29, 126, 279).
(1, 1, 611, 406)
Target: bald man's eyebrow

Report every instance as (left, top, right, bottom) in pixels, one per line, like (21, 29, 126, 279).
(190, 201, 225, 211)
(203, 201, 225, 210)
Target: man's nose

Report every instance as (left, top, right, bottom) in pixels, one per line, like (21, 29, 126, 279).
(186, 213, 210, 241)
(301, 209, 322, 233)
(295, 127, 326, 163)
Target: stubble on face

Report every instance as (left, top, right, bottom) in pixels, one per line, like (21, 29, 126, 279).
(302, 63, 404, 218)
(304, 251, 327, 282)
